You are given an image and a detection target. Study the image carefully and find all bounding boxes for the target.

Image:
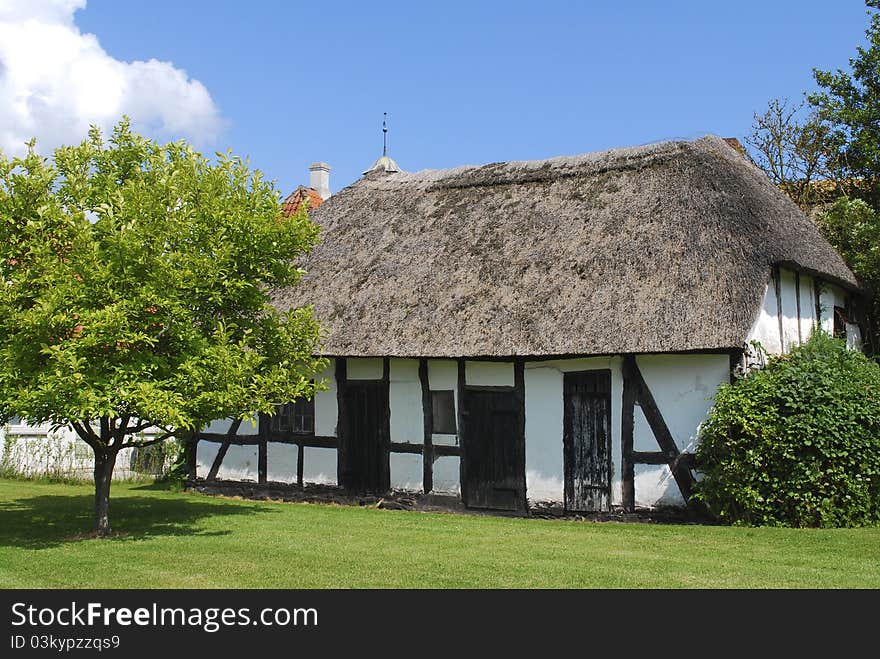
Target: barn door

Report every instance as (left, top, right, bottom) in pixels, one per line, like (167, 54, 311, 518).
(460, 388, 526, 512)
(563, 370, 612, 512)
(338, 381, 390, 493)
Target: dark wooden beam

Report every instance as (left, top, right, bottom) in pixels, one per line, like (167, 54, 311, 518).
(621, 356, 636, 512)
(814, 276, 823, 330)
(296, 437, 304, 487)
(457, 359, 467, 504)
(382, 357, 391, 491)
(390, 442, 423, 454)
(335, 357, 347, 488)
(257, 413, 268, 484)
(626, 357, 695, 502)
(514, 359, 527, 513)
(631, 451, 695, 468)
(205, 418, 243, 482)
(197, 432, 338, 449)
(432, 444, 461, 458)
(460, 384, 517, 392)
(419, 358, 433, 493)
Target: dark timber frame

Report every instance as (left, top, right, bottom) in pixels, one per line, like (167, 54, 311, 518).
(194, 354, 701, 512)
(620, 355, 696, 511)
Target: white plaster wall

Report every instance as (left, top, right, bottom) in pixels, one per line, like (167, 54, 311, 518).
(390, 453, 422, 491)
(347, 357, 383, 380)
(746, 269, 853, 356)
(779, 268, 801, 351)
(523, 357, 622, 505)
(202, 417, 259, 435)
(632, 353, 730, 507)
(427, 360, 458, 446)
(196, 442, 258, 481)
(746, 281, 782, 354)
(432, 456, 460, 493)
(302, 447, 336, 485)
(267, 442, 298, 484)
(389, 358, 422, 444)
(819, 283, 847, 335)
(465, 361, 514, 386)
(314, 363, 338, 437)
(799, 274, 817, 342)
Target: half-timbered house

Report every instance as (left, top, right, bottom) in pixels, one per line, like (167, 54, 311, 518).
(193, 136, 862, 512)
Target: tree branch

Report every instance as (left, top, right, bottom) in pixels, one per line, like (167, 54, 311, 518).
(71, 420, 105, 451)
(119, 431, 175, 449)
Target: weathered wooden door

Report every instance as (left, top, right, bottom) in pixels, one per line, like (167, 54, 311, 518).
(563, 370, 612, 512)
(338, 381, 390, 493)
(460, 388, 526, 512)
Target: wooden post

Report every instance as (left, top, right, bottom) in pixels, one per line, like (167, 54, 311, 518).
(513, 359, 527, 513)
(419, 358, 433, 494)
(621, 356, 636, 511)
(335, 357, 347, 487)
(258, 413, 268, 485)
(382, 357, 391, 492)
(296, 437, 304, 488)
(457, 359, 467, 504)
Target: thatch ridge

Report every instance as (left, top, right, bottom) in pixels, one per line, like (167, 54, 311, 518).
(274, 136, 857, 358)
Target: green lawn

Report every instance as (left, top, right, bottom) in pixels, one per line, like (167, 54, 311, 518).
(0, 478, 878, 588)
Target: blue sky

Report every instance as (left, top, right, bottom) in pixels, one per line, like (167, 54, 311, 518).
(2, 1, 873, 196)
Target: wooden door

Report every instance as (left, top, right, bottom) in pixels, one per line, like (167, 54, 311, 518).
(338, 381, 390, 493)
(563, 370, 612, 512)
(460, 388, 526, 512)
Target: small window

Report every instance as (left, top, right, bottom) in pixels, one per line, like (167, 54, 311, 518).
(431, 390, 456, 434)
(270, 398, 315, 434)
(833, 306, 847, 338)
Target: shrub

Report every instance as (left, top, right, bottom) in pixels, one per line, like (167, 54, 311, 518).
(694, 331, 880, 527)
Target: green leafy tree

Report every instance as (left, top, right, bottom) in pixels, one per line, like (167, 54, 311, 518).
(816, 197, 880, 350)
(810, 0, 880, 204)
(695, 332, 880, 527)
(0, 119, 326, 535)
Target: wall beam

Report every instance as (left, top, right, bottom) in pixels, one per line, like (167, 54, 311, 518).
(419, 358, 434, 493)
(621, 356, 636, 511)
(205, 418, 243, 482)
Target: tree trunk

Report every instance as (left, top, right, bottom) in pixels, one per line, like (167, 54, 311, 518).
(93, 450, 117, 536)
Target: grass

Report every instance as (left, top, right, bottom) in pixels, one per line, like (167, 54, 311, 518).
(0, 478, 878, 588)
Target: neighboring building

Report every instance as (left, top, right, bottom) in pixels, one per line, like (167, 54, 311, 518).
(0, 418, 167, 480)
(194, 135, 863, 512)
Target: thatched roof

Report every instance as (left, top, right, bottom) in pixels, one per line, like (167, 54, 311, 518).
(274, 136, 858, 358)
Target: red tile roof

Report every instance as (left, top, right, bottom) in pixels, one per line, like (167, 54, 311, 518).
(281, 186, 323, 216)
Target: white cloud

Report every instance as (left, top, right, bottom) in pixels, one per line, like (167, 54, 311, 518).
(0, 0, 224, 156)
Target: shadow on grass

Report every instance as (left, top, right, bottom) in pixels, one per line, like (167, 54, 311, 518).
(0, 491, 277, 550)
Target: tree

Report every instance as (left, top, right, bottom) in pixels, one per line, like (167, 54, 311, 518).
(810, 0, 880, 206)
(695, 332, 880, 527)
(0, 119, 326, 535)
(815, 197, 880, 351)
(744, 98, 839, 212)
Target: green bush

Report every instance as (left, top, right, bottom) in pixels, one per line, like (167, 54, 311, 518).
(694, 331, 880, 527)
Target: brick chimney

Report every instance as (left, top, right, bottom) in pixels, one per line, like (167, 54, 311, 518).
(309, 162, 331, 200)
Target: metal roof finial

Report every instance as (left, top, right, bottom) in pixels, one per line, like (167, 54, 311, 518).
(383, 112, 388, 157)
